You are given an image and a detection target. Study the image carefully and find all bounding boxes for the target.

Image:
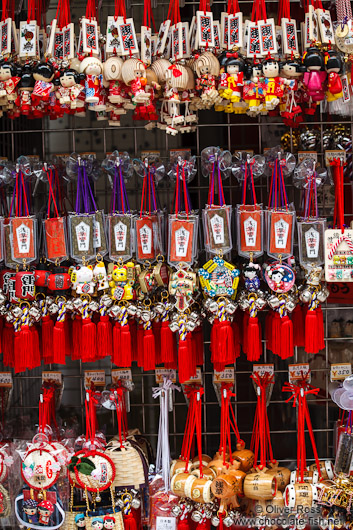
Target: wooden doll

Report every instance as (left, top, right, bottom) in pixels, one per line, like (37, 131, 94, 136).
(80, 56, 104, 104)
(121, 58, 151, 104)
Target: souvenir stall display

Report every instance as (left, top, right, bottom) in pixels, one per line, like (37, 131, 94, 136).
(0, 0, 352, 526)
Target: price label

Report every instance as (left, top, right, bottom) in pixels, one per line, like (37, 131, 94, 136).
(155, 368, 177, 384)
(213, 367, 235, 384)
(288, 363, 311, 383)
(184, 367, 202, 384)
(325, 150, 346, 165)
(331, 363, 352, 382)
(111, 369, 132, 384)
(253, 364, 274, 377)
(0, 372, 12, 388)
(42, 371, 62, 385)
(84, 370, 106, 389)
(298, 151, 318, 164)
(156, 517, 176, 530)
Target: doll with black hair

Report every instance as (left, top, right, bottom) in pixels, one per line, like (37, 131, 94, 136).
(56, 68, 85, 110)
(302, 47, 327, 103)
(243, 62, 265, 116)
(0, 61, 21, 104)
(325, 50, 343, 102)
(14, 64, 35, 115)
(31, 62, 56, 107)
(280, 59, 305, 127)
(261, 58, 288, 111)
(222, 52, 247, 113)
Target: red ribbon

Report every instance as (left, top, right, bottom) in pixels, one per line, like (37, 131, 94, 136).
(250, 373, 276, 469)
(180, 385, 204, 477)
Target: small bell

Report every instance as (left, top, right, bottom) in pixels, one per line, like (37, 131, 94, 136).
(223, 515, 234, 527)
(211, 515, 220, 527)
(171, 505, 182, 517)
(191, 510, 202, 522)
(131, 497, 141, 509)
(299, 289, 312, 304)
(96, 494, 101, 502)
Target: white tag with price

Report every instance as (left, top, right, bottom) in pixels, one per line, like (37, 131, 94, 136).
(156, 517, 176, 530)
(331, 363, 352, 382)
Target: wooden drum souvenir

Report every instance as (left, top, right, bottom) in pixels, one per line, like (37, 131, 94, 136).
(232, 449, 255, 472)
(190, 478, 214, 503)
(191, 467, 216, 479)
(170, 458, 191, 476)
(267, 490, 285, 510)
(284, 483, 318, 509)
(243, 472, 277, 500)
(171, 472, 195, 497)
(211, 469, 246, 498)
(266, 466, 291, 491)
(290, 469, 319, 484)
(190, 454, 212, 470)
(309, 461, 334, 480)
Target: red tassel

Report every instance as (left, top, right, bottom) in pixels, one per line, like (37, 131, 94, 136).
(198, 519, 211, 530)
(265, 310, 274, 352)
(130, 320, 138, 362)
(160, 320, 176, 364)
(279, 315, 293, 359)
(215, 320, 235, 367)
(15, 325, 35, 373)
(242, 312, 249, 354)
(246, 316, 262, 361)
(210, 319, 220, 364)
(112, 321, 121, 365)
(271, 312, 282, 355)
(0, 317, 3, 355)
(41, 315, 54, 364)
(143, 327, 156, 371)
(52, 321, 67, 364)
(31, 325, 41, 363)
(153, 321, 162, 364)
(97, 315, 112, 358)
(120, 322, 132, 367)
(178, 334, 195, 383)
(2, 322, 14, 367)
(193, 325, 204, 365)
(178, 515, 191, 530)
(64, 318, 71, 356)
(81, 318, 97, 362)
(316, 306, 325, 351)
(71, 315, 82, 360)
(137, 323, 144, 367)
(291, 304, 305, 347)
(305, 309, 322, 355)
(123, 512, 138, 530)
(231, 320, 241, 358)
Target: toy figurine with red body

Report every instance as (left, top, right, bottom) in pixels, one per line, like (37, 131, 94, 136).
(121, 58, 151, 104)
(31, 62, 56, 106)
(15, 64, 35, 115)
(194, 51, 220, 109)
(80, 56, 104, 105)
(325, 49, 343, 102)
(222, 53, 247, 112)
(280, 59, 305, 127)
(262, 58, 288, 111)
(243, 63, 265, 116)
(302, 47, 327, 103)
(56, 69, 85, 110)
(0, 61, 21, 103)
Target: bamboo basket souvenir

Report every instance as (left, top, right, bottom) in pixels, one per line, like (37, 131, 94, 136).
(105, 439, 148, 489)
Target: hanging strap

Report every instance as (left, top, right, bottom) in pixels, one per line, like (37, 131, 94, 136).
(268, 157, 289, 211)
(303, 166, 318, 220)
(250, 373, 275, 469)
(330, 159, 345, 234)
(85, 390, 100, 446)
(38, 386, 57, 436)
(143, 0, 156, 32)
(208, 159, 225, 207)
(227, 0, 239, 15)
(55, 0, 71, 29)
(241, 159, 257, 206)
(47, 168, 60, 219)
(174, 162, 192, 216)
(277, 0, 290, 25)
(219, 383, 242, 466)
(180, 385, 204, 477)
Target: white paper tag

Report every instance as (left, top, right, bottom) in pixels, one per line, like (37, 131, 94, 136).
(253, 364, 274, 377)
(175, 226, 190, 258)
(84, 370, 106, 389)
(213, 21, 221, 50)
(155, 368, 177, 384)
(112, 368, 132, 384)
(330, 363, 352, 382)
(220, 12, 229, 49)
(210, 214, 224, 245)
(258, 18, 277, 55)
(156, 517, 176, 530)
(76, 221, 90, 252)
(244, 216, 257, 247)
(213, 367, 235, 383)
(282, 18, 298, 55)
(246, 21, 261, 58)
(197, 11, 215, 48)
(305, 227, 320, 258)
(0, 18, 11, 56)
(139, 223, 152, 255)
(117, 18, 139, 56)
(155, 19, 171, 56)
(63, 23, 75, 59)
(228, 13, 243, 49)
(274, 218, 289, 249)
(0, 372, 12, 388)
(19, 20, 37, 58)
(16, 223, 31, 254)
(42, 371, 62, 385)
(93, 219, 101, 249)
(106, 16, 122, 54)
(342, 75, 351, 103)
(114, 221, 127, 251)
(288, 363, 311, 383)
